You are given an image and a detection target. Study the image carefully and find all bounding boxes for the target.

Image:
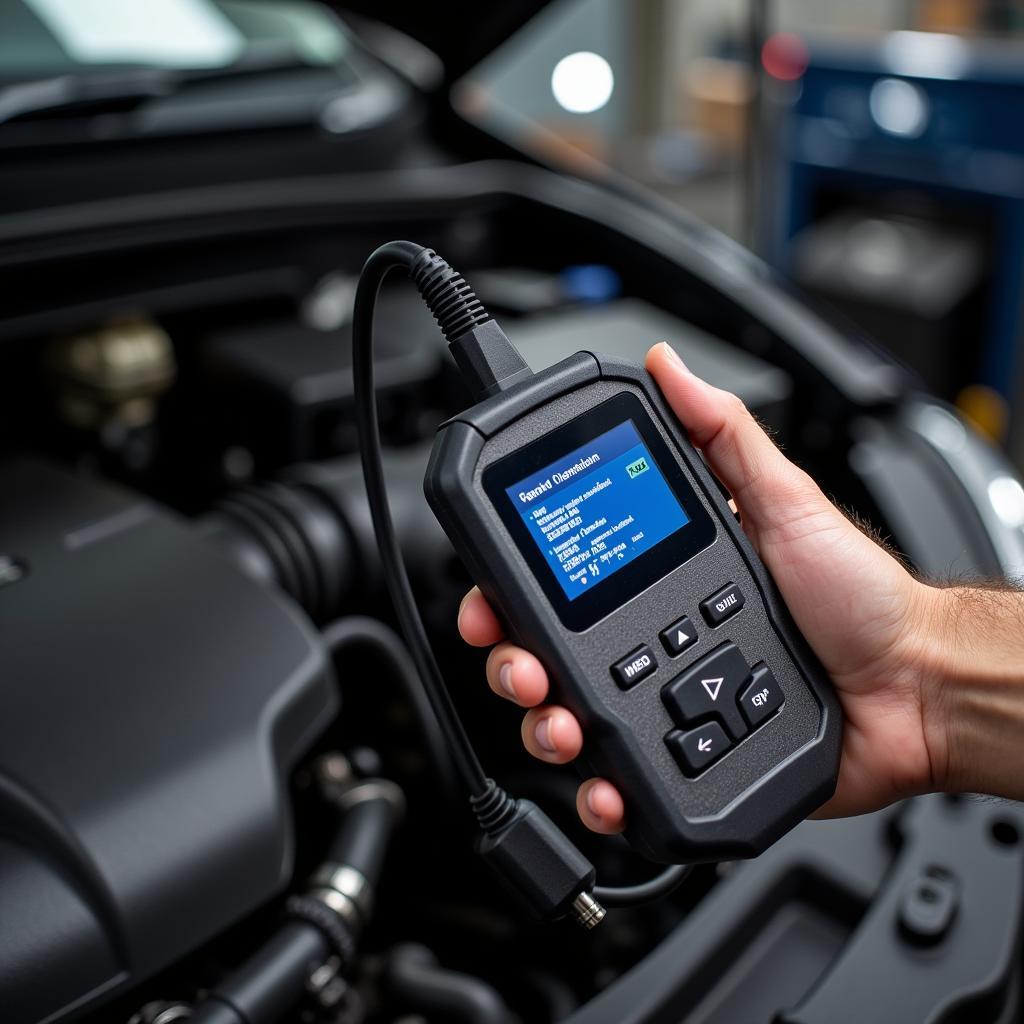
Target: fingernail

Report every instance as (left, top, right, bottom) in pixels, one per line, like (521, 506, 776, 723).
(535, 717, 558, 753)
(498, 662, 516, 698)
(585, 785, 602, 818)
(662, 341, 687, 370)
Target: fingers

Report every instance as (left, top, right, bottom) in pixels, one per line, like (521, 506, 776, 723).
(521, 712, 627, 834)
(577, 779, 626, 834)
(456, 589, 625, 836)
(457, 587, 504, 647)
(645, 343, 828, 529)
(518, 711, 626, 835)
(486, 642, 549, 706)
(521, 709, 626, 834)
(522, 706, 583, 764)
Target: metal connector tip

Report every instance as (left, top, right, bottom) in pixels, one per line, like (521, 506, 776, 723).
(571, 891, 606, 930)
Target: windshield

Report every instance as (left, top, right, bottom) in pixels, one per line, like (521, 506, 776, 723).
(0, 0, 417, 141)
(0, 0, 352, 80)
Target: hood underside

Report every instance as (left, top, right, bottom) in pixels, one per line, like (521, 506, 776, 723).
(339, 0, 550, 80)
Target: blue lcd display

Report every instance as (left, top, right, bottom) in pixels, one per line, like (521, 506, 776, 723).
(506, 420, 690, 601)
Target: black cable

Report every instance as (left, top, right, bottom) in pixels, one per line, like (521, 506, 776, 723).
(321, 616, 459, 803)
(594, 863, 693, 908)
(352, 242, 605, 928)
(352, 239, 694, 917)
(352, 239, 491, 799)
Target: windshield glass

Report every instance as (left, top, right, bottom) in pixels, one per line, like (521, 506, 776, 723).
(0, 0, 351, 79)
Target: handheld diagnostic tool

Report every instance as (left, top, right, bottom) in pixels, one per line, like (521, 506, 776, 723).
(425, 353, 841, 864)
(355, 240, 841, 908)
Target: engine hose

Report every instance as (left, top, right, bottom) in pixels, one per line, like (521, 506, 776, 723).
(189, 760, 403, 1023)
(321, 616, 459, 802)
(187, 922, 328, 1024)
(385, 944, 516, 1024)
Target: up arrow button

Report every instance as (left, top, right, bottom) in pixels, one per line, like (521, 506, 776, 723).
(660, 615, 698, 657)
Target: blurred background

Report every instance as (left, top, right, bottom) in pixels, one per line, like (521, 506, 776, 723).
(460, 0, 1024, 462)
(4, 0, 1023, 469)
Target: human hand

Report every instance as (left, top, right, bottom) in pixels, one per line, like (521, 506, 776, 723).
(458, 342, 948, 833)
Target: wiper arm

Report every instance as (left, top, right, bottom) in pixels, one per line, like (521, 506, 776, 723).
(0, 70, 177, 123)
(0, 54, 314, 124)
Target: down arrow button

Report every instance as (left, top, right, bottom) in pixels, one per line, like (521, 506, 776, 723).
(661, 642, 752, 740)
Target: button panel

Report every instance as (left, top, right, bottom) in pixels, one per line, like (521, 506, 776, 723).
(738, 663, 784, 727)
(660, 615, 698, 657)
(608, 583, 787, 780)
(700, 582, 745, 627)
(666, 721, 732, 777)
(611, 644, 658, 690)
(661, 642, 750, 740)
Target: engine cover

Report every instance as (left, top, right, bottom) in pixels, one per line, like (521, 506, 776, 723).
(0, 460, 337, 1024)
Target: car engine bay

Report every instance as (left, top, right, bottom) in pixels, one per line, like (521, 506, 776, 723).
(3, 15, 1024, 1017)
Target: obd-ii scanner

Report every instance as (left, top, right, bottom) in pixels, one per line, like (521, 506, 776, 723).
(353, 241, 841, 925)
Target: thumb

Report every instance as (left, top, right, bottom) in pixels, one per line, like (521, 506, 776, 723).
(645, 343, 829, 531)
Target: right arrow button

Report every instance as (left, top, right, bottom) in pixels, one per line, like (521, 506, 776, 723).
(738, 663, 785, 728)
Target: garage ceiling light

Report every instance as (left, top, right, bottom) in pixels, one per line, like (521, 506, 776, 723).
(551, 51, 614, 114)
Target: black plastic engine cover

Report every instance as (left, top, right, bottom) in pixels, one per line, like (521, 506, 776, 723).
(0, 459, 337, 1024)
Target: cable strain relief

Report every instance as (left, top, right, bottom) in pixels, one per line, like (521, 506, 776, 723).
(409, 248, 491, 343)
(470, 779, 517, 834)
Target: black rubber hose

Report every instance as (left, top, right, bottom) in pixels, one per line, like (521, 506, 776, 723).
(327, 790, 400, 891)
(386, 944, 515, 1024)
(186, 1002, 240, 1024)
(216, 494, 305, 602)
(189, 921, 329, 1024)
(321, 616, 459, 803)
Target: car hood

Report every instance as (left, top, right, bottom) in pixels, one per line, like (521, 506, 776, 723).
(336, 0, 551, 81)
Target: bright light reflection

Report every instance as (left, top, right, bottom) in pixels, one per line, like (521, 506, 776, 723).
(989, 476, 1024, 530)
(869, 78, 930, 137)
(551, 51, 614, 114)
(883, 30, 969, 80)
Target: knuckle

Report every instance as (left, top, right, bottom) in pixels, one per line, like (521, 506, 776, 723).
(723, 390, 749, 420)
(778, 465, 825, 510)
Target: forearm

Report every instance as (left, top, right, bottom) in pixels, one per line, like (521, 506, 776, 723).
(913, 582, 1024, 800)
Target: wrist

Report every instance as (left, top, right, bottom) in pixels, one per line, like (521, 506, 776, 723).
(899, 583, 961, 794)
(902, 581, 1024, 799)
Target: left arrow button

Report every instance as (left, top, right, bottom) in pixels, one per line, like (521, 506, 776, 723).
(666, 721, 732, 777)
